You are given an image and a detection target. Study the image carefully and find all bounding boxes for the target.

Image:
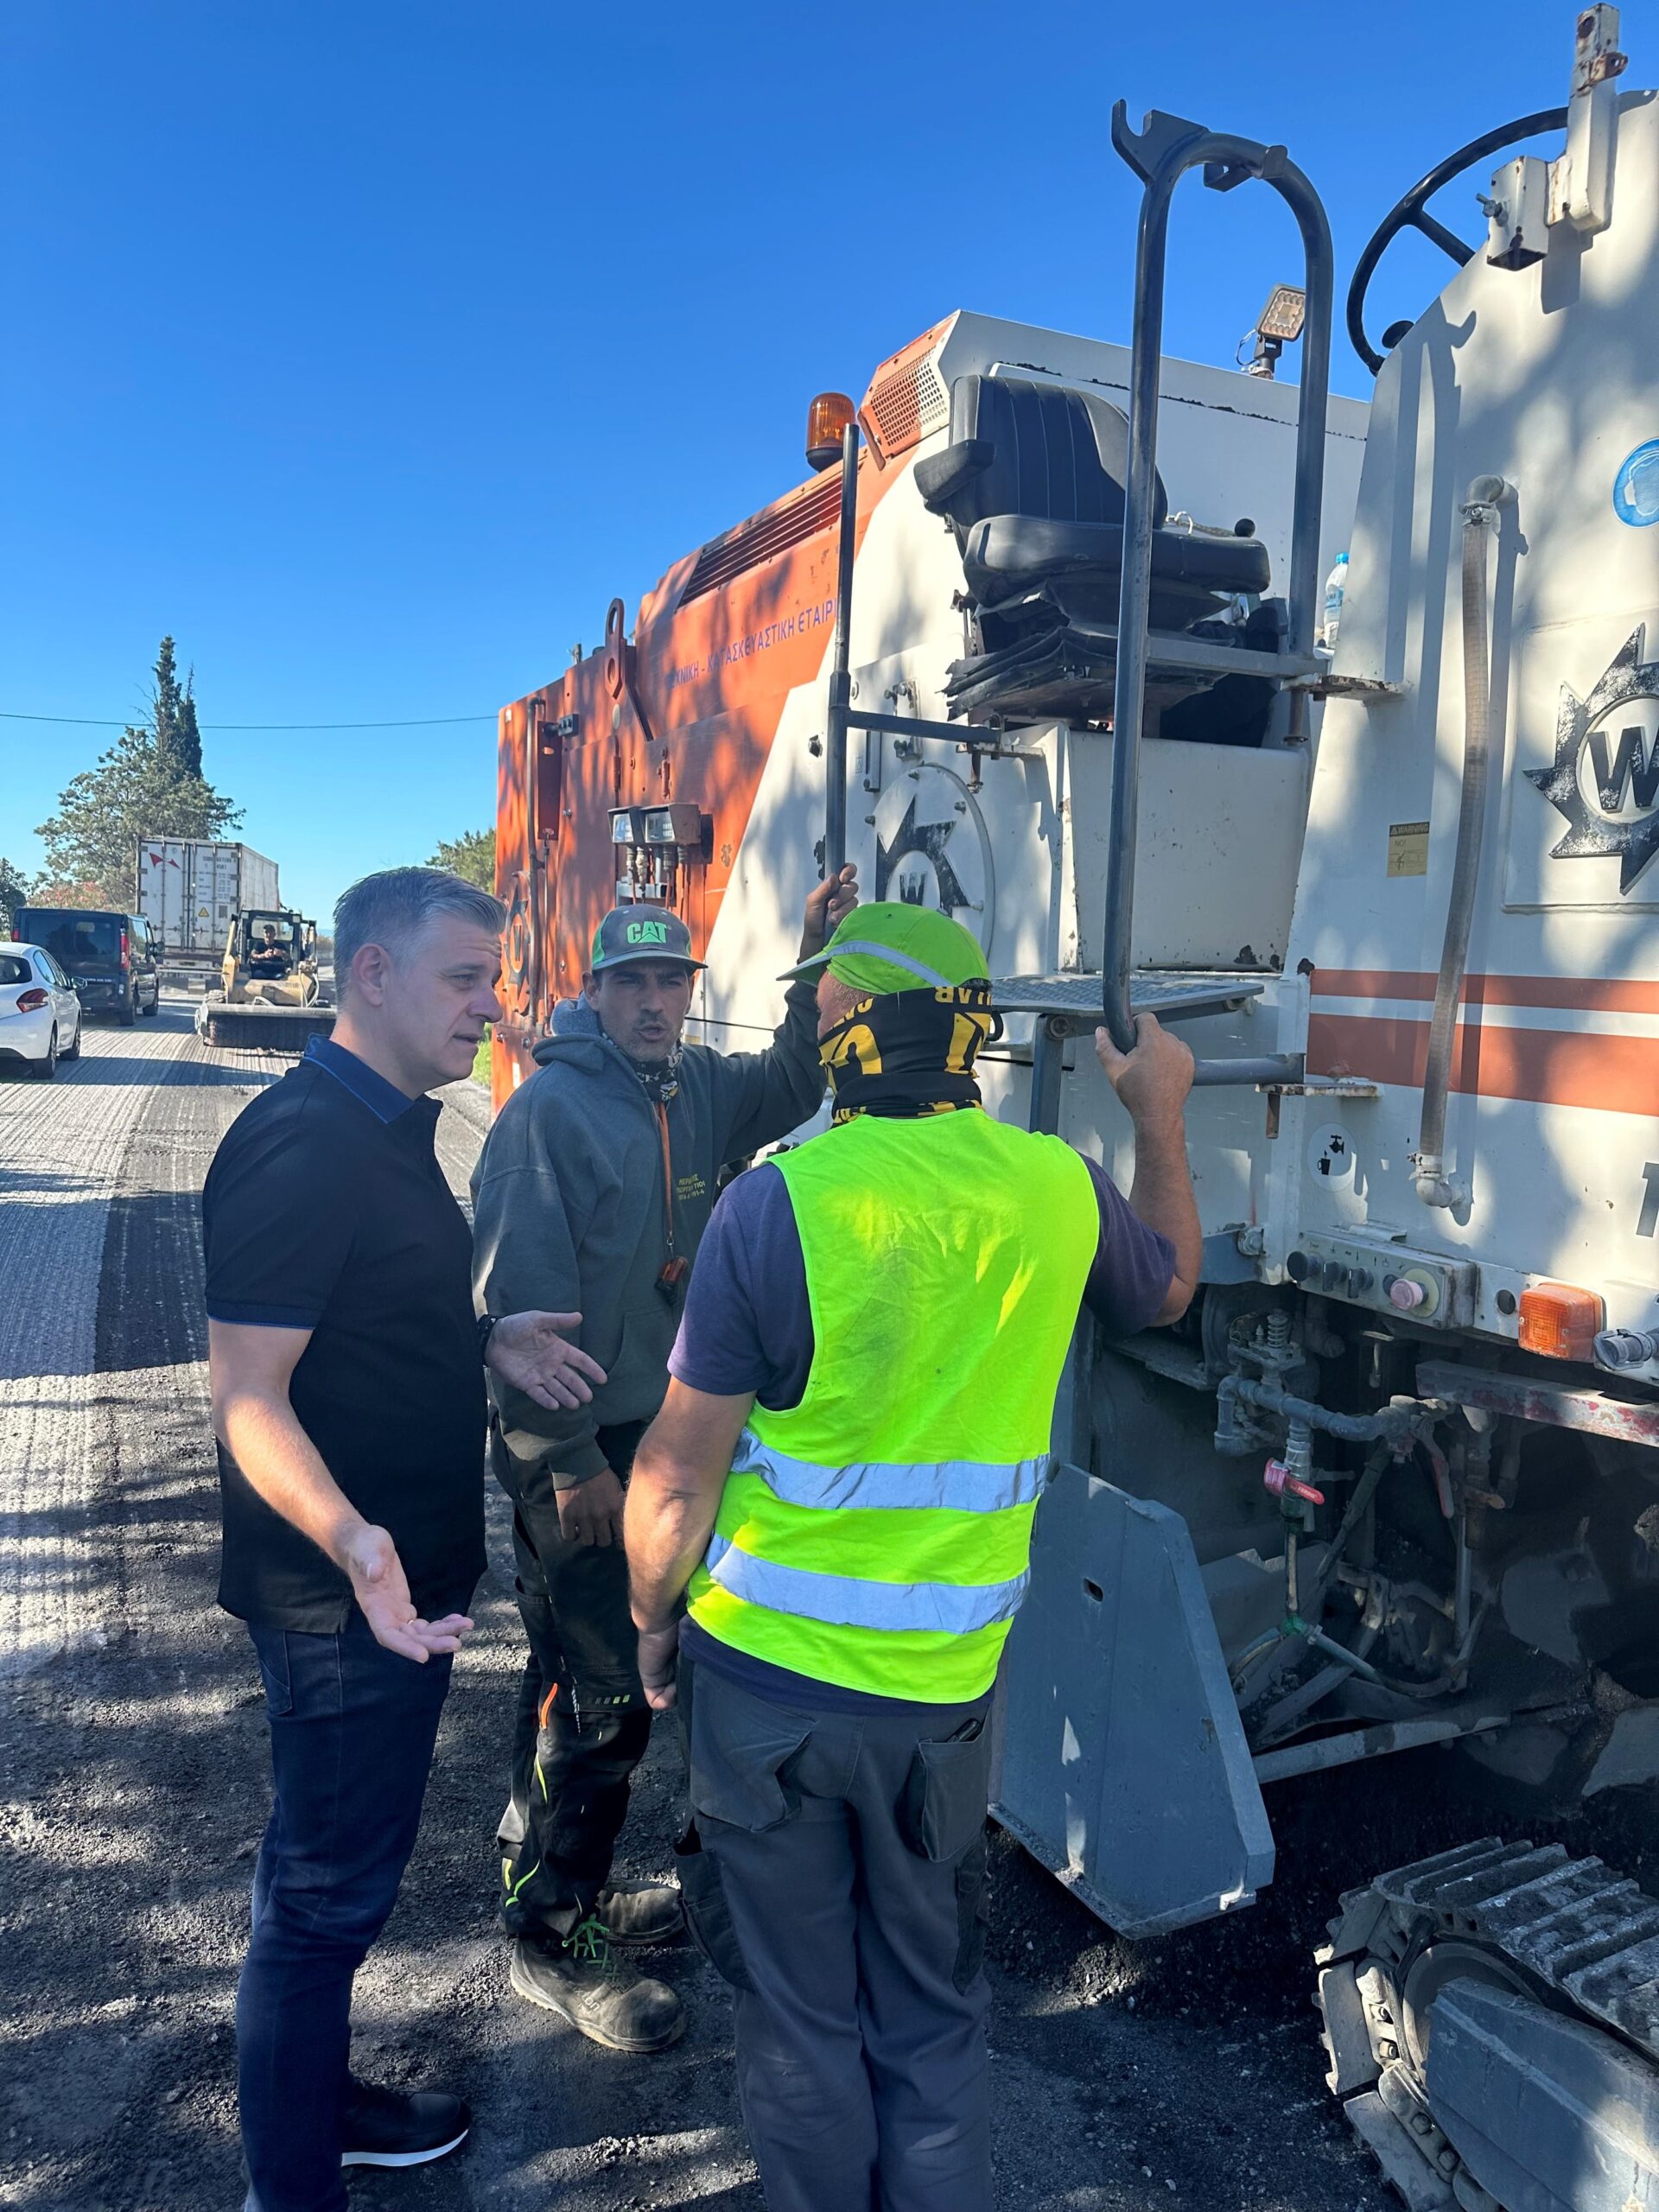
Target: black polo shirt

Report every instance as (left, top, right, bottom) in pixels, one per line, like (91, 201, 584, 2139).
(202, 1035, 486, 1633)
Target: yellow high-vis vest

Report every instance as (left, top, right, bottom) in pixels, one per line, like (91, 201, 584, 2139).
(686, 1108, 1098, 1701)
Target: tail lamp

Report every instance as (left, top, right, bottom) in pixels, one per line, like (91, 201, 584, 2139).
(806, 391, 856, 472)
(16, 988, 48, 1013)
(1517, 1282, 1605, 1361)
(119, 928, 130, 968)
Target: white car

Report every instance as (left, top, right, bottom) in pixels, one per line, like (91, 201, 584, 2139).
(0, 942, 83, 1079)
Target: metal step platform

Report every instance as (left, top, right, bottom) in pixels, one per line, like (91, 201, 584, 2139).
(993, 971, 1279, 1128)
(992, 970, 1268, 1026)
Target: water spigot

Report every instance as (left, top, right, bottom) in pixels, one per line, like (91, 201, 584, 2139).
(1263, 1457, 1325, 1508)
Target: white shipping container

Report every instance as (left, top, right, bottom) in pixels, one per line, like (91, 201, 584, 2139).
(137, 839, 281, 965)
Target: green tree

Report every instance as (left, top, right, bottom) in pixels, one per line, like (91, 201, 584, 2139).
(35, 640, 240, 906)
(176, 670, 203, 781)
(0, 856, 31, 933)
(428, 827, 495, 891)
(148, 635, 207, 781)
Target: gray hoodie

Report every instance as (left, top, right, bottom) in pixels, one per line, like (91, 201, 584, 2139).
(470, 980, 824, 1507)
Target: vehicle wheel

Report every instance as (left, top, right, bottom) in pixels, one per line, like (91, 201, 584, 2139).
(118, 989, 137, 1028)
(61, 1015, 81, 1061)
(143, 990, 160, 1017)
(33, 1028, 58, 1081)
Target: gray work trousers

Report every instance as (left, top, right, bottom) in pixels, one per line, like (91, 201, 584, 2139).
(677, 1655, 995, 2212)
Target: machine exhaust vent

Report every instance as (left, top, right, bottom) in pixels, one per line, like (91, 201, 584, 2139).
(865, 353, 949, 460)
(680, 470, 846, 604)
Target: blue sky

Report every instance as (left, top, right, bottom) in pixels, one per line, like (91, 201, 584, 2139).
(0, 1, 1586, 921)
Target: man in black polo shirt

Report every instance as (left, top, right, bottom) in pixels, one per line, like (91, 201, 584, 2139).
(204, 867, 604, 2212)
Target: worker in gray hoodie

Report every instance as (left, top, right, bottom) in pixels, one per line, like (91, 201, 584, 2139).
(471, 867, 856, 2054)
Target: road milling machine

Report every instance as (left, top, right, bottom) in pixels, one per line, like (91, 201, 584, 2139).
(496, 10, 1659, 2202)
(194, 906, 335, 1052)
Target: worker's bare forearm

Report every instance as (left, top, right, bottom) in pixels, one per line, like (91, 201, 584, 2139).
(625, 1382, 753, 1629)
(624, 1478, 719, 1631)
(1128, 1110, 1202, 1320)
(214, 1385, 365, 1567)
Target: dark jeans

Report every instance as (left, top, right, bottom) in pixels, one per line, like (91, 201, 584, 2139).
(494, 1421, 652, 1939)
(676, 1656, 995, 2212)
(239, 1615, 454, 2212)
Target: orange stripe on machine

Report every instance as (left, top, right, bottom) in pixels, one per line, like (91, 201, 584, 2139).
(1306, 1012, 1659, 1116)
(1309, 970, 1659, 1015)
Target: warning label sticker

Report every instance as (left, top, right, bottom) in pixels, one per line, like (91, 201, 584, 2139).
(1387, 821, 1430, 877)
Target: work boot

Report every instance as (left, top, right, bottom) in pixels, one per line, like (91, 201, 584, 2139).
(340, 2079, 471, 2169)
(594, 1878, 683, 1946)
(510, 1918, 685, 2052)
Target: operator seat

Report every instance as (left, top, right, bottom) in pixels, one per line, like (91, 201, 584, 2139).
(915, 375, 1269, 620)
(913, 375, 1277, 729)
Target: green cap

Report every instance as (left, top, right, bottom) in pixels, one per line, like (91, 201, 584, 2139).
(589, 906, 705, 973)
(780, 900, 988, 995)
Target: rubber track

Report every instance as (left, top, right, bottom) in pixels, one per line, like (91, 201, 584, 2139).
(1367, 1835, 1659, 2061)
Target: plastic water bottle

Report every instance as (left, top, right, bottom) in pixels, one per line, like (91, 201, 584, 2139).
(1322, 551, 1349, 651)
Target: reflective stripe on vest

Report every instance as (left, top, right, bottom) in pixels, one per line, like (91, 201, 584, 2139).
(704, 1534, 1028, 1635)
(687, 1108, 1100, 1702)
(731, 1427, 1049, 1515)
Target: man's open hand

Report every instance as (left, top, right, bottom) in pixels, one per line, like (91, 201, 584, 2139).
(1094, 1014, 1194, 1128)
(340, 1522, 473, 1663)
(636, 1622, 681, 1712)
(555, 1465, 626, 1548)
(799, 863, 860, 957)
(486, 1311, 607, 1412)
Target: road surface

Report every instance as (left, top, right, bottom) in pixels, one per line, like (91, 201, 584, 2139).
(0, 1006, 1406, 2210)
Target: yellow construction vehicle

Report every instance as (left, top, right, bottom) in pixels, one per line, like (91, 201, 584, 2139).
(196, 906, 335, 1051)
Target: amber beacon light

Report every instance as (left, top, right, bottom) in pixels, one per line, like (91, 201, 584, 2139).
(806, 391, 856, 472)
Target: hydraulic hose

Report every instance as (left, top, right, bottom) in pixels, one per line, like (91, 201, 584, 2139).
(1414, 478, 1513, 1209)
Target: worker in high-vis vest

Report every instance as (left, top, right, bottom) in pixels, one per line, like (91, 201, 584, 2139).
(624, 901, 1199, 2212)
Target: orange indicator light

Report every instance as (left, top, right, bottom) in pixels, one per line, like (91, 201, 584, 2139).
(1516, 1282, 1605, 1361)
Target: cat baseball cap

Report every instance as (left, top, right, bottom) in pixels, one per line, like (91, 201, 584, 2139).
(780, 900, 988, 995)
(588, 907, 706, 974)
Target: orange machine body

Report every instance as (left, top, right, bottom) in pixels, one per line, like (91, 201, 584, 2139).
(490, 327, 942, 1109)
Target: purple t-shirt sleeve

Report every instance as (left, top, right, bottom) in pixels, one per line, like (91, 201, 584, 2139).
(669, 1164, 815, 1411)
(1080, 1154, 1176, 1335)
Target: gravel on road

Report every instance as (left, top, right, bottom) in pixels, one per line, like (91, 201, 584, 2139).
(1, 1009, 1415, 2212)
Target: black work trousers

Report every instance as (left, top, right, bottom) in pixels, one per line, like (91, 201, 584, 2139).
(676, 1655, 995, 2212)
(493, 1421, 652, 1940)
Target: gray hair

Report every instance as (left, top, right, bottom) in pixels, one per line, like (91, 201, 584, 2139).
(334, 867, 505, 999)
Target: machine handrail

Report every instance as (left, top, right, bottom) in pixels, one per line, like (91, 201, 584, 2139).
(1102, 108, 1333, 1085)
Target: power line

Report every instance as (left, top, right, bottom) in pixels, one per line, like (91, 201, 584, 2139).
(0, 709, 495, 731)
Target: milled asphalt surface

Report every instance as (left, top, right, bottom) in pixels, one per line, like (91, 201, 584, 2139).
(0, 1001, 1425, 2211)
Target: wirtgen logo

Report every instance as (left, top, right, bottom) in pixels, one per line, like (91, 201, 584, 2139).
(1528, 629, 1659, 893)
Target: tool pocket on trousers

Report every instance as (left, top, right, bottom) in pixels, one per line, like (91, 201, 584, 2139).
(673, 1821, 755, 1992)
(954, 1833, 990, 1993)
(900, 1717, 992, 1863)
(688, 1680, 811, 1834)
